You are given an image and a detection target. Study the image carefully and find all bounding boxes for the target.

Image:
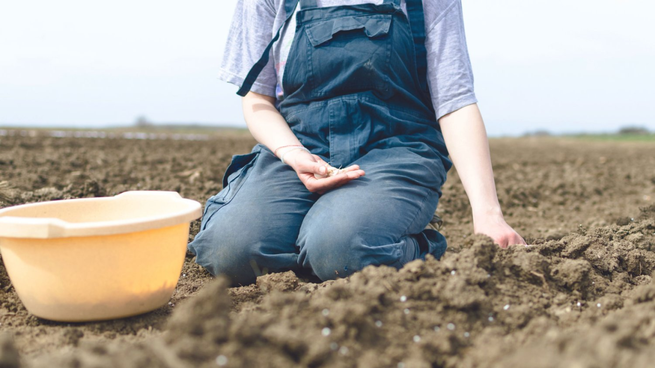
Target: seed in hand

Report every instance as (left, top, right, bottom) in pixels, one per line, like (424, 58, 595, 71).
(314, 165, 346, 179)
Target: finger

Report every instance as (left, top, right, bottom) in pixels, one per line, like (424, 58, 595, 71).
(495, 233, 513, 249)
(301, 171, 340, 192)
(513, 234, 528, 246)
(347, 169, 365, 178)
(326, 165, 364, 176)
(295, 157, 328, 176)
(329, 169, 365, 181)
(311, 156, 329, 173)
(308, 157, 361, 173)
(330, 170, 364, 185)
(302, 169, 364, 192)
(339, 164, 361, 173)
(303, 176, 332, 193)
(304, 174, 347, 192)
(503, 233, 527, 247)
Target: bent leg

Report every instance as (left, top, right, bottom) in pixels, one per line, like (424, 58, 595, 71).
(189, 146, 317, 285)
(297, 147, 447, 280)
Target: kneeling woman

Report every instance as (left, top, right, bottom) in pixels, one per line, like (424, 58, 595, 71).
(189, 0, 525, 285)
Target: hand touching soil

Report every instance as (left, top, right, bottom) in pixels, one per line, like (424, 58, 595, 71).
(473, 209, 526, 248)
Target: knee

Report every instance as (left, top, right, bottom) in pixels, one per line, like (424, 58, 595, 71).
(189, 220, 260, 286)
(298, 223, 401, 281)
(189, 215, 301, 286)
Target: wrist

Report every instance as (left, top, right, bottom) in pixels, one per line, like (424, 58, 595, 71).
(472, 203, 503, 220)
(279, 146, 310, 166)
(472, 205, 507, 234)
(273, 144, 304, 158)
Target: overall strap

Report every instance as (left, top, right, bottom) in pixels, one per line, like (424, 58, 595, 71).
(237, 0, 300, 96)
(405, 0, 429, 93)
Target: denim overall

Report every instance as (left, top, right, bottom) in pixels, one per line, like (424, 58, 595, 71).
(189, 0, 452, 285)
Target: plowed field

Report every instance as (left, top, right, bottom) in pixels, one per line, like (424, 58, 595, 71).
(1, 131, 654, 368)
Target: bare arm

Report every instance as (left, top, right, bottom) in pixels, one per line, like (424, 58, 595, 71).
(242, 91, 302, 152)
(439, 103, 526, 247)
(241, 92, 364, 193)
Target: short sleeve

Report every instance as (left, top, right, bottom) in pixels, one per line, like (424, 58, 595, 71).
(218, 0, 278, 97)
(424, 0, 477, 120)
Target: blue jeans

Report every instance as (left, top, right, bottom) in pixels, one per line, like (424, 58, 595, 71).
(188, 144, 447, 285)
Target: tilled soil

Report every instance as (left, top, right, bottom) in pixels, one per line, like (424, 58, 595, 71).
(0, 132, 654, 368)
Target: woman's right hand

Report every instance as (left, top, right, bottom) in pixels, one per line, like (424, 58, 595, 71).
(283, 149, 365, 194)
(241, 92, 363, 193)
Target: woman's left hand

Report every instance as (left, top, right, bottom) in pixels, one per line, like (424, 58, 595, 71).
(473, 210, 526, 248)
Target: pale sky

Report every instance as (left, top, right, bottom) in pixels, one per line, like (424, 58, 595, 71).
(1, 0, 653, 136)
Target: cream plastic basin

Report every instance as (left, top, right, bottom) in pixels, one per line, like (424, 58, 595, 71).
(0, 191, 201, 322)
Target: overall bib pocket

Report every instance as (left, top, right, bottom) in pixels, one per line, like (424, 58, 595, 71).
(200, 151, 260, 230)
(304, 14, 393, 98)
(305, 15, 392, 46)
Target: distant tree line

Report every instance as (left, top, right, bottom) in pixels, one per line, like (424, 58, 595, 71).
(134, 115, 154, 127)
(522, 125, 651, 137)
(617, 126, 650, 135)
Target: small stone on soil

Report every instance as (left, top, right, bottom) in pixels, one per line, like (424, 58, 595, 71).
(216, 355, 228, 366)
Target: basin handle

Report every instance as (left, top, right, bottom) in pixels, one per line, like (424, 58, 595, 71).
(114, 191, 183, 200)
